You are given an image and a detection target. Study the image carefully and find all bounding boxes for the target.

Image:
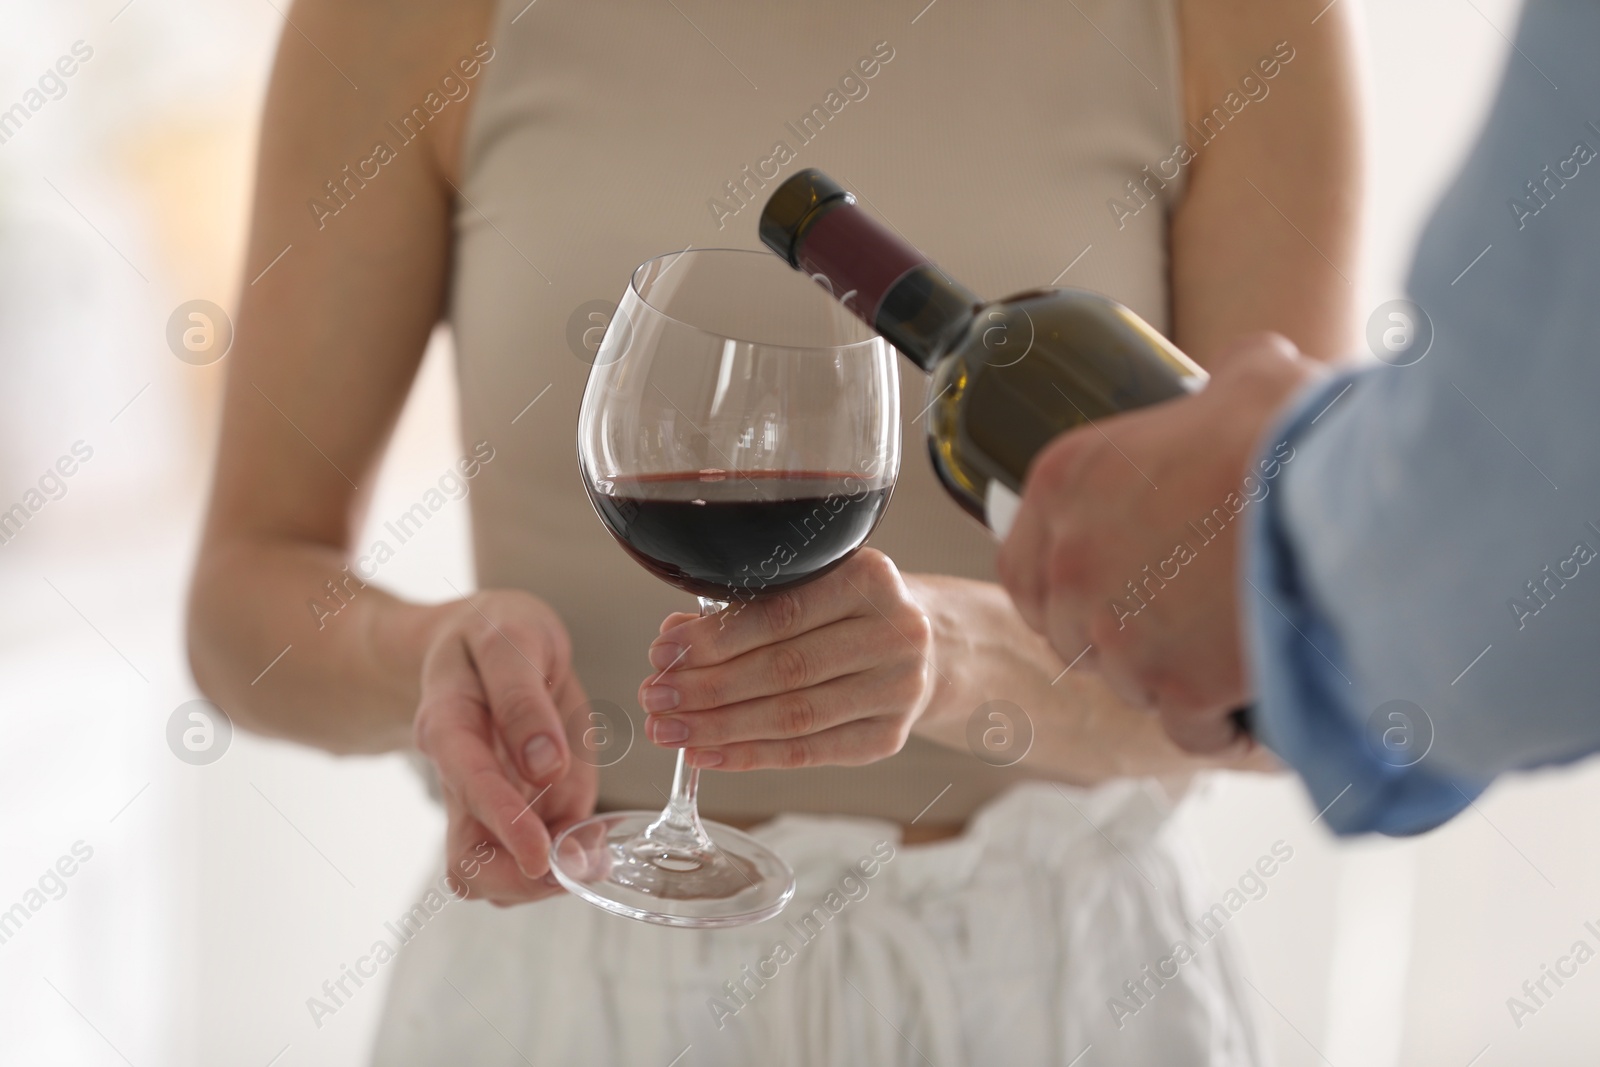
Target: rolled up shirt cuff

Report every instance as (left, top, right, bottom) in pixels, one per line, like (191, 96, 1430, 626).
(1242, 370, 1487, 836)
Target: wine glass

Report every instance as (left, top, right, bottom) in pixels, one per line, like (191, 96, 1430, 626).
(551, 247, 901, 927)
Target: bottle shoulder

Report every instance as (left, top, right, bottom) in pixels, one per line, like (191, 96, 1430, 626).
(943, 286, 1203, 387)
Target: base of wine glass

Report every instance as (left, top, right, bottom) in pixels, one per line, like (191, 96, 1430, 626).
(548, 811, 796, 928)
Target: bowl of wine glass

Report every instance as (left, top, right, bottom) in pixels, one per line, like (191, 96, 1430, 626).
(552, 247, 901, 928)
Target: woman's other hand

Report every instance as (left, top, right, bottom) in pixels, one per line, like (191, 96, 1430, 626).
(640, 549, 937, 771)
(414, 590, 597, 905)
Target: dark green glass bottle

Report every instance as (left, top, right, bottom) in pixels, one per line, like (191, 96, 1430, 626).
(760, 168, 1207, 534)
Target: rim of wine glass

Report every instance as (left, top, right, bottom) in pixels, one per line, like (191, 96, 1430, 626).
(627, 247, 884, 354)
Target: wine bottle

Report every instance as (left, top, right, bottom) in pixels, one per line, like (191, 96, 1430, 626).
(758, 168, 1208, 536)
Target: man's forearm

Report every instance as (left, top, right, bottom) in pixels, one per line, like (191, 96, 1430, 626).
(187, 536, 464, 754)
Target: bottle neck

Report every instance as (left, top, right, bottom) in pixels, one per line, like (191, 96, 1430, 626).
(788, 198, 981, 373)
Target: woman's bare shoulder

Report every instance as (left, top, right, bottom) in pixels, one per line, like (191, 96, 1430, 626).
(219, 0, 504, 555)
(266, 0, 496, 184)
(1175, 0, 1358, 124)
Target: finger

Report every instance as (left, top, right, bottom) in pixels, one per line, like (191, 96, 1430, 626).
(532, 694, 599, 836)
(642, 615, 894, 715)
(1211, 330, 1302, 374)
(549, 818, 615, 885)
(1034, 489, 1107, 663)
(1081, 611, 1161, 714)
(524, 671, 601, 838)
(1001, 431, 1098, 641)
(649, 662, 925, 748)
(444, 808, 562, 905)
(1088, 555, 1245, 719)
(658, 611, 698, 635)
(647, 548, 903, 670)
(996, 493, 1050, 633)
(685, 716, 910, 772)
(466, 620, 571, 787)
(1042, 575, 1096, 676)
(419, 693, 556, 881)
(1156, 704, 1253, 756)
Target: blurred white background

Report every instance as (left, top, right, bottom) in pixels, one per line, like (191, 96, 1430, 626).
(1, 0, 1596, 1064)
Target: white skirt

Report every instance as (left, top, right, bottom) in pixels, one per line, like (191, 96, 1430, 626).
(370, 780, 1266, 1066)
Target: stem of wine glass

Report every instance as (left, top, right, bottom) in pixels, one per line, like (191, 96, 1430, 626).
(642, 596, 727, 854)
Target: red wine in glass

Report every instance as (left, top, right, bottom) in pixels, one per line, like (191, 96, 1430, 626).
(588, 470, 892, 601)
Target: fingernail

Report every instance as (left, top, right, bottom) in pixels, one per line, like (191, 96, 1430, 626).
(523, 734, 561, 779)
(690, 749, 723, 768)
(651, 717, 689, 744)
(649, 642, 685, 670)
(516, 857, 537, 879)
(641, 685, 680, 712)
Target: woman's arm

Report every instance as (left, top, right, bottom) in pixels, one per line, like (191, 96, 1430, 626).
(904, 574, 1263, 779)
(1171, 0, 1364, 365)
(189, 0, 471, 751)
(187, 0, 591, 901)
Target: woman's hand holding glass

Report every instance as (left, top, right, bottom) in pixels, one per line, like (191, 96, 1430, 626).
(413, 590, 597, 906)
(642, 547, 937, 771)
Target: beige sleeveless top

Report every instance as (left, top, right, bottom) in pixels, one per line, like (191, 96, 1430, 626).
(450, 0, 1186, 822)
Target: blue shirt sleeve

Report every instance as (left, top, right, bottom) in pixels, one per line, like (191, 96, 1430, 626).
(1246, 372, 1487, 836)
(1242, 0, 1600, 835)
